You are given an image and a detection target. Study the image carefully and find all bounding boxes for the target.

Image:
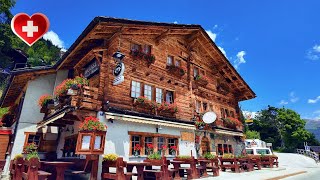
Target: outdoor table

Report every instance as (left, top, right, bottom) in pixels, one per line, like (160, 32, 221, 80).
(127, 161, 151, 180)
(171, 160, 185, 179)
(197, 159, 210, 177)
(42, 161, 74, 180)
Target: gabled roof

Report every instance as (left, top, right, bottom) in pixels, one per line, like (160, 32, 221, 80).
(1, 17, 256, 107)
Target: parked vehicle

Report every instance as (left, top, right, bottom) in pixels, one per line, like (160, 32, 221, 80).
(246, 147, 273, 155)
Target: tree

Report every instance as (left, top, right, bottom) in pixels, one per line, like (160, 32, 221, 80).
(249, 106, 320, 152)
(245, 130, 261, 139)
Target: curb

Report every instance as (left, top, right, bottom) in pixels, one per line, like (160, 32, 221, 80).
(266, 171, 307, 180)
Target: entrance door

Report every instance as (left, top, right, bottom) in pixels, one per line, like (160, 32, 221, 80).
(201, 136, 210, 154)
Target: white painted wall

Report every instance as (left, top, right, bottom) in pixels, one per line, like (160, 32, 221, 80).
(54, 70, 68, 89)
(10, 74, 57, 159)
(96, 119, 195, 180)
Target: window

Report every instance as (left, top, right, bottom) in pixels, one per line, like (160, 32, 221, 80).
(144, 84, 152, 100)
(218, 144, 223, 155)
(131, 81, 141, 98)
(209, 104, 213, 111)
(168, 138, 176, 155)
(156, 88, 163, 103)
(221, 108, 225, 118)
(256, 149, 271, 155)
(196, 101, 201, 113)
(166, 91, 174, 104)
(167, 55, 173, 65)
(25, 133, 41, 146)
(145, 137, 153, 155)
(175, 60, 181, 67)
(203, 102, 208, 111)
(143, 45, 151, 54)
(246, 149, 254, 154)
(131, 43, 141, 51)
(228, 145, 233, 153)
(223, 144, 228, 153)
(194, 68, 199, 77)
(131, 136, 141, 155)
(158, 137, 165, 154)
(225, 109, 230, 117)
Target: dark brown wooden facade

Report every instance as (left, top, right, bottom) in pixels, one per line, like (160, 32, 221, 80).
(57, 17, 255, 125)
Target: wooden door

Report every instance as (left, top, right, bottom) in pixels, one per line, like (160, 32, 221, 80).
(201, 136, 210, 154)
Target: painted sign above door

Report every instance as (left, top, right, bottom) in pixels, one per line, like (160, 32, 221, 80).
(84, 58, 100, 78)
(113, 62, 125, 85)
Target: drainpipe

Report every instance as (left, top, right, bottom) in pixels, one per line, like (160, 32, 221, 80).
(2, 92, 25, 177)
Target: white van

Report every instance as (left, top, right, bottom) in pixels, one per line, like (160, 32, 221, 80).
(245, 147, 273, 155)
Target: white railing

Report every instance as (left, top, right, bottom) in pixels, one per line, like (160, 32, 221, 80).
(296, 149, 319, 163)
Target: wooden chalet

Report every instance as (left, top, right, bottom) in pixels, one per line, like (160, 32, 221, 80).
(0, 17, 255, 179)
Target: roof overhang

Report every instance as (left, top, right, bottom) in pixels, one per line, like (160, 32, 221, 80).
(106, 112, 196, 130)
(215, 128, 244, 136)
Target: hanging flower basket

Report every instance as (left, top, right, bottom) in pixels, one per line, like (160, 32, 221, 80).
(76, 116, 107, 155)
(38, 94, 54, 113)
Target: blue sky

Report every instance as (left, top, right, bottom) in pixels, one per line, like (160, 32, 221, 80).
(12, 0, 320, 119)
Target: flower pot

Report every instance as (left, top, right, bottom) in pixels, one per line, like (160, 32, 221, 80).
(40, 106, 48, 113)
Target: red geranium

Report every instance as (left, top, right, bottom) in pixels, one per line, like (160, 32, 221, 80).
(147, 143, 154, 150)
(170, 146, 178, 151)
(161, 145, 168, 150)
(79, 116, 107, 131)
(38, 94, 53, 107)
(134, 144, 142, 151)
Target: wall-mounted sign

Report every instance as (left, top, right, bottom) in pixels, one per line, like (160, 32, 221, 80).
(113, 62, 125, 85)
(181, 132, 194, 142)
(84, 59, 100, 78)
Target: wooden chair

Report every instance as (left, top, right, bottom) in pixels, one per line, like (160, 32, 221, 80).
(143, 157, 169, 180)
(205, 158, 220, 176)
(101, 157, 132, 180)
(22, 157, 51, 180)
(260, 156, 274, 168)
(10, 158, 25, 180)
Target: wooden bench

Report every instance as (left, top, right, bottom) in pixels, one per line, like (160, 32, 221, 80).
(219, 158, 241, 173)
(22, 157, 51, 180)
(102, 157, 132, 180)
(247, 155, 262, 170)
(205, 158, 220, 176)
(260, 156, 275, 168)
(143, 157, 170, 180)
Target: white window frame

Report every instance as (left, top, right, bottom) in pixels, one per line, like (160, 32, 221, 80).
(166, 91, 174, 104)
(194, 68, 199, 77)
(144, 84, 152, 100)
(131, 81, 141, 98)
(167, 55, 173, 65)
(156, 88, 163, 103)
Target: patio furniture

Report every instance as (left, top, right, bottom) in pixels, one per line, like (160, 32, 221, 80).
(170, 160, 186, 180)
(197, 159, 210, 177)
(237, 158, 253, 172)
(10, 158, 25, 180)
(102, 157, 133, 180)
(219, 157, 241, 173)
(42, 161, 74, 180)
(126, 161, 150, 180)
(143, 157, 170, 180)
(272, 156, 279, 167)
(260, 156, 278, 168)
(205, 158, 220, 176)
(22, 157, 52, 180)
(172, 157, 199, 179)
(247, 155, 262, 170)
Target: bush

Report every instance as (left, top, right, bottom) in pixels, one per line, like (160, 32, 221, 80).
(222, 154, 234, 158)
(245, 130, 261, 139)
(203, 152, 216, 160)
(176, 155, 191, 159)
(14, 154, 23, 160)
(26, 152, 39, 161)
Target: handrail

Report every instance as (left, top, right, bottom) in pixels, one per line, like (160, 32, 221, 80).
(296, 149, 319, 163)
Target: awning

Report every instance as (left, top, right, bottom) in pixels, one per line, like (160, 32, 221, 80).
(106, 112, 196, 130)
(36, 112, 66, 129)
(215, 129, 243, 136)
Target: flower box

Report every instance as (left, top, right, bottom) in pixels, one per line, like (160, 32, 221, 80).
(130, 50, 156, 65)
(166, 65, 186, 77)
(144, 159, 163, 166)
(194, 75, 209, 87)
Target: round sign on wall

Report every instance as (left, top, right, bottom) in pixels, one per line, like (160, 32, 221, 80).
(202, 111, 217, 124)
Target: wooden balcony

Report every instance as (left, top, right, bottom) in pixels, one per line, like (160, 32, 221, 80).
(43, 86, 102, 117)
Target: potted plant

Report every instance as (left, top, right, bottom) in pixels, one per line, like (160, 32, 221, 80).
(166, 64, 186, 77)
(202, 152, 216, 160)
(76, 116, 107, 155)
(160, 145, 167, 156)
(222, 153, 234, 160)
(144, 54, 156, 64)
(146, 143, 154, 155)
(145, 152, 162, 165)
(195, 119, 206, 130)
(38, 94, 54, 113)
(158, 102, 178, 117)
(222, 117, 242, 129)
(174, 155, 193, 163)
(133, 144, 141, 157)
(102, 153, 118, 167)
(170, 145, 178, 156)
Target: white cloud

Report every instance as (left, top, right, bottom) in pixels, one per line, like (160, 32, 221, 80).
(279, 100, 289, 105)
(242, 111, 259, 119)
(308, 96, 320, 104)
(205, 30, 217, 42)
(306, 44, 320, 60)
(213, 24, 218, 29)
(289, 91, 299, 103)
(43, 30, 65, 50)
(233, 51, 246, 69)
(173, 21, 178, 24)
(218, 46, 227, 58)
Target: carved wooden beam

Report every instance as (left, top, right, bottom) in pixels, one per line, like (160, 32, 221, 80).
(155, 29, 171, 45)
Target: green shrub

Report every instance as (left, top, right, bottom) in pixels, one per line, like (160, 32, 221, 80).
(203, 152, 216, 160)
(14, 154, 23, 160)
(176, 155, 191, 159)
(26, 152, 39, 161)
